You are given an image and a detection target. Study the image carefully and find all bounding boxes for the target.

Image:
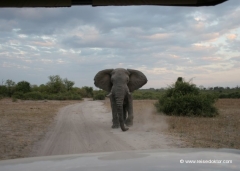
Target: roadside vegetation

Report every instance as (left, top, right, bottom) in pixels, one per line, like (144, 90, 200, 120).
(155, 77, 218, 117)
(93, 90, 107, 100)
(0, 75, 239, 101)
(151, 77, 239, 149)
(132, 83, 240, 100)
(0, 75, 94, 100)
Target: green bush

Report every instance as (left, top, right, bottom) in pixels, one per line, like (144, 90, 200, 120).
(0, 85, 8, 97)
(93, 90, 107, 100)
(15, 81, 31, 93)
(24, 92, 44, 100)
(155, 77, 218, 117)
(82, 86, 93, 97)
(218, 92, 240, 99)
(71, 94, 83, 100)
(228, 92, 240, 98)
(132, 92, 143, 99)
(132, 90, 163, 100)
(41, 93, 82, 100)
(12, 92, 25, 99)
(21, 92, 82, 100)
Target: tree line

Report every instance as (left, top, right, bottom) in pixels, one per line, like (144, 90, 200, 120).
(0, 75, 239, 101)
(133, 85, 240, 99)
(0, 75, 96, 100)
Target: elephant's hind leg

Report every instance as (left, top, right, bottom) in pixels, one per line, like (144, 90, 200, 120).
(123, 103, 127, 123)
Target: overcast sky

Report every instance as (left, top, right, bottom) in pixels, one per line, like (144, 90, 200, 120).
(0, 1, 240, 89)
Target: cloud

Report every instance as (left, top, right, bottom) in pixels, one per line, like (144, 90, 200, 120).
(227, 34, 237, 40)
(0, 1, 240, 88)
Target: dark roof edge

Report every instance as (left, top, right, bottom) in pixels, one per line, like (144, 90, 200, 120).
(0, 0, 228, 7)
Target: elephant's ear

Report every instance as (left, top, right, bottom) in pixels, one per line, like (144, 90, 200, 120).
(127, 69, 148, 92)
(94, 69, 113, 92)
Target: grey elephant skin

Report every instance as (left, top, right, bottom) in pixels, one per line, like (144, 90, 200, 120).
(94, 68, 147, 132)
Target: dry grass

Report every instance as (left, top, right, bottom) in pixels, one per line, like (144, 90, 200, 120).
(0, 98, 82, 160)
(164, 99, 240, 149)
(104, 98, 240, 149)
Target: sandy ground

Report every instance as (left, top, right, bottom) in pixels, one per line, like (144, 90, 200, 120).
(0, 99, 83, 160)
(31, 99, 184, 157)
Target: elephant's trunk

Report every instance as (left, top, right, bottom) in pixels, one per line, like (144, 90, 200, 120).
(113, 86, 129, 132)
(116, 100, 129, 132)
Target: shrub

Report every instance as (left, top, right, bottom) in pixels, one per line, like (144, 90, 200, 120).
(43, 93, 82, 100)
(132, 90, 163, 100)
(132, 92, 143, 99)
(0, 85, 8, 97)
(229, 92, 240, 98)
(218, 92, 240, 99)
(15, 81, 31, 93)
(155, 77, 218, 117)
(70, 94, 83, 100)
(93, 90, 107, 100)
(24, 92, 44, 100)
(12, 92, 25, 99)
(82, 86, 93, 97)
(73, 88, 88, 97)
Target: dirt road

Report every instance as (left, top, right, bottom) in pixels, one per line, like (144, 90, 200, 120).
(33, 99, 183, 156)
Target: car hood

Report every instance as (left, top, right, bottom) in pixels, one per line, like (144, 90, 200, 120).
(0, 148, 239, 171)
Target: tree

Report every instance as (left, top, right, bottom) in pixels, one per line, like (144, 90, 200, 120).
(31, 84, 39, 92)
(0, 85, 8, 97)
(63, 78, 74, 91)
(82, 86, 93, 97)
(46, 75, 76, 94)
(93, 90, 106, 100)
(38, 84, 48, 93)
(46, 75, 65, 93)
(15, 81, 31, 93)
(5, 79, 16, 97)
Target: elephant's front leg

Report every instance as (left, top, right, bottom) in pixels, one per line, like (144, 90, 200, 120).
(110, 95, 119, 128)
(125, 94, 133, 127)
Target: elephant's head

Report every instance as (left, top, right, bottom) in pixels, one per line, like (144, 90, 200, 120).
(94, 68, 147, 131)
(94, 68, 147, 95)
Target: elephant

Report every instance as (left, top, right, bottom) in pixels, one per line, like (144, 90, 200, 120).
(94, 68, 147, 132)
